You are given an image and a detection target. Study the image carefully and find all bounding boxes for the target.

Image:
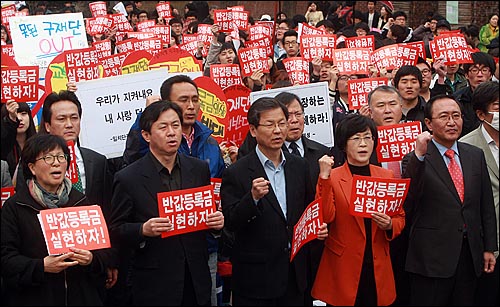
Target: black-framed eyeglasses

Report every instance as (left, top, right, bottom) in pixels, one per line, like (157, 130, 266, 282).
(468, 66, 491, 75)
(35, 154, 68, 165)
(420, 68, 431, 75)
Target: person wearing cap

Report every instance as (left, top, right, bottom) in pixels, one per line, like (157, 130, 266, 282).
(305, 1, 324, 27)
(260, 14, 272, 22)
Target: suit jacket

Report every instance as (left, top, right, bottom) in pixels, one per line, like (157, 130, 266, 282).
(403, 141, 497, 278)
(80, 147, 113, 221)
(312, 163, 405, 306)
(301, 136, 332, 188)
(109, 153, 212, 306)
(220, 149, 315, 300)
(363, 11, 380, 29)
(460, 126, 499, 257)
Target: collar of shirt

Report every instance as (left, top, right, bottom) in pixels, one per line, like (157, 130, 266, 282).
(284, 138, 304, 156)
(149, 151, 180, 175)
(183, 127, 195, 149)
(255, 145, 286, 169)
(432, 139, 462, 168)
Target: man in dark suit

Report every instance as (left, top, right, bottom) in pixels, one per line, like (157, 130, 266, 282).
(109, 101, 224, 306)
(220, 97, 327, 306)
(275, 92, 331, 306)
(363, 1, 380, 29)
(403, 94, 497, 306)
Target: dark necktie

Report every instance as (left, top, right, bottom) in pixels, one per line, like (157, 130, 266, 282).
(444, 149, 464, 202)
(289, 141, 301, 156)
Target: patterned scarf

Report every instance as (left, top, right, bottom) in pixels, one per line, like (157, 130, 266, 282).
(27, 177, 72, 209)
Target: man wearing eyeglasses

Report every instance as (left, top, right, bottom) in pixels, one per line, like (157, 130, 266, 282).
(220, 97, 328, 306)
(403, 94, 497, 306)
(454, 52, 496, 137)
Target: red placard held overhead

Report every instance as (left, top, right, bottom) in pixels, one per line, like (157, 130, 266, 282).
(376, 122, 422, 163)
(347, 77, 388, 110)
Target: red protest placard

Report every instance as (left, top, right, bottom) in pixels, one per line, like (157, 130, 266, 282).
(99, 52, 129, 78)
(237, 46, 270, 77)
(214, 9, 235, 33)
(89, 1, 107, 17)
(110, 13, 134, 32)
(282, 57, 310, 85)
(86, 16, 114, 36)
(157, 185, 216, 238)
(371, 44, 399, 71)
(210, 178, 222, 210)
(224, 84, 251, 147)
(1, 186, 15, 207)
(376, 121, 422, 162)
(249, 24, 273, 41)
(301, 34, 336, 61)
(38, 206, 110, 255)
(291, 198, 323, 262)
(156, 2, 172, 19)
(127, 31, 156, 40)
(345, 35, 375, 51)
(347, 77, 388, 110)
(121, 50, 152, 74)
(1, 45, 16, 66)
(1, 66, 39, 103)
(333, 48, 372, 75)
(245, 35, 273, 57)
(429, 34, 474, 65)
(350, 175, 410, 218)
(137, 20, 156, 32)
(405, 41, 426, 59)
(210, 64, 242, 90)
(151, 25, 171, 47)
(64, 47, 100, 83)
(65, 140, 79, 184)
(1, 4, 16, 26)
(298, 22, 326, 44)
(197, 24, 213, 45)
(93, 39, 112, 59)
(179, 40, 200, 57)
(232, 10, 249, 31)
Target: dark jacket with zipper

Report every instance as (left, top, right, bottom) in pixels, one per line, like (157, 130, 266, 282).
(1, 183, 115, 306)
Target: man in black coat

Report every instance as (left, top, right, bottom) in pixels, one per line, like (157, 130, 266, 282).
(109, 101, 224, 306)
(220, 97, 327, 306)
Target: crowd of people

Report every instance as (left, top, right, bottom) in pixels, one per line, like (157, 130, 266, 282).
(1, 0, 499, 306)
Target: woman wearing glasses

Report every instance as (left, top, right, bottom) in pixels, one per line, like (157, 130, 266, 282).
(1, 134, 114, 306)
(312, 114, 406, 306)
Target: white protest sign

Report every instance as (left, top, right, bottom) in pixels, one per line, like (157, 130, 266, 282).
(113, 2, 127, 16)
(249, 82, 334, 147)
(9, 13, 88, 69)
(75, 70, 202, 158)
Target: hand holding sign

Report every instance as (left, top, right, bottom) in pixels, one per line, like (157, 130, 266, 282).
(43, 253, 79, 273)
(142, 216, 173, 237)
(206, 210, 224, 230)
(371, 211, 392, 230)
(68, 247, 94, 266)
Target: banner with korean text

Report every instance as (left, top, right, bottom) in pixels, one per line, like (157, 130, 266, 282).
(349, 176, 410, 218)
(376, 121, 421, 162)
(250, 82, 334, 147)
(38, 205, 110, 255)
(347, 77, 388, 110)
(9, 13, 89, 69)
(291, 198, 323, 261)
(157, 185, 216, 238)
(1, 65, 38, 102)
(75, 69, 202, 158)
